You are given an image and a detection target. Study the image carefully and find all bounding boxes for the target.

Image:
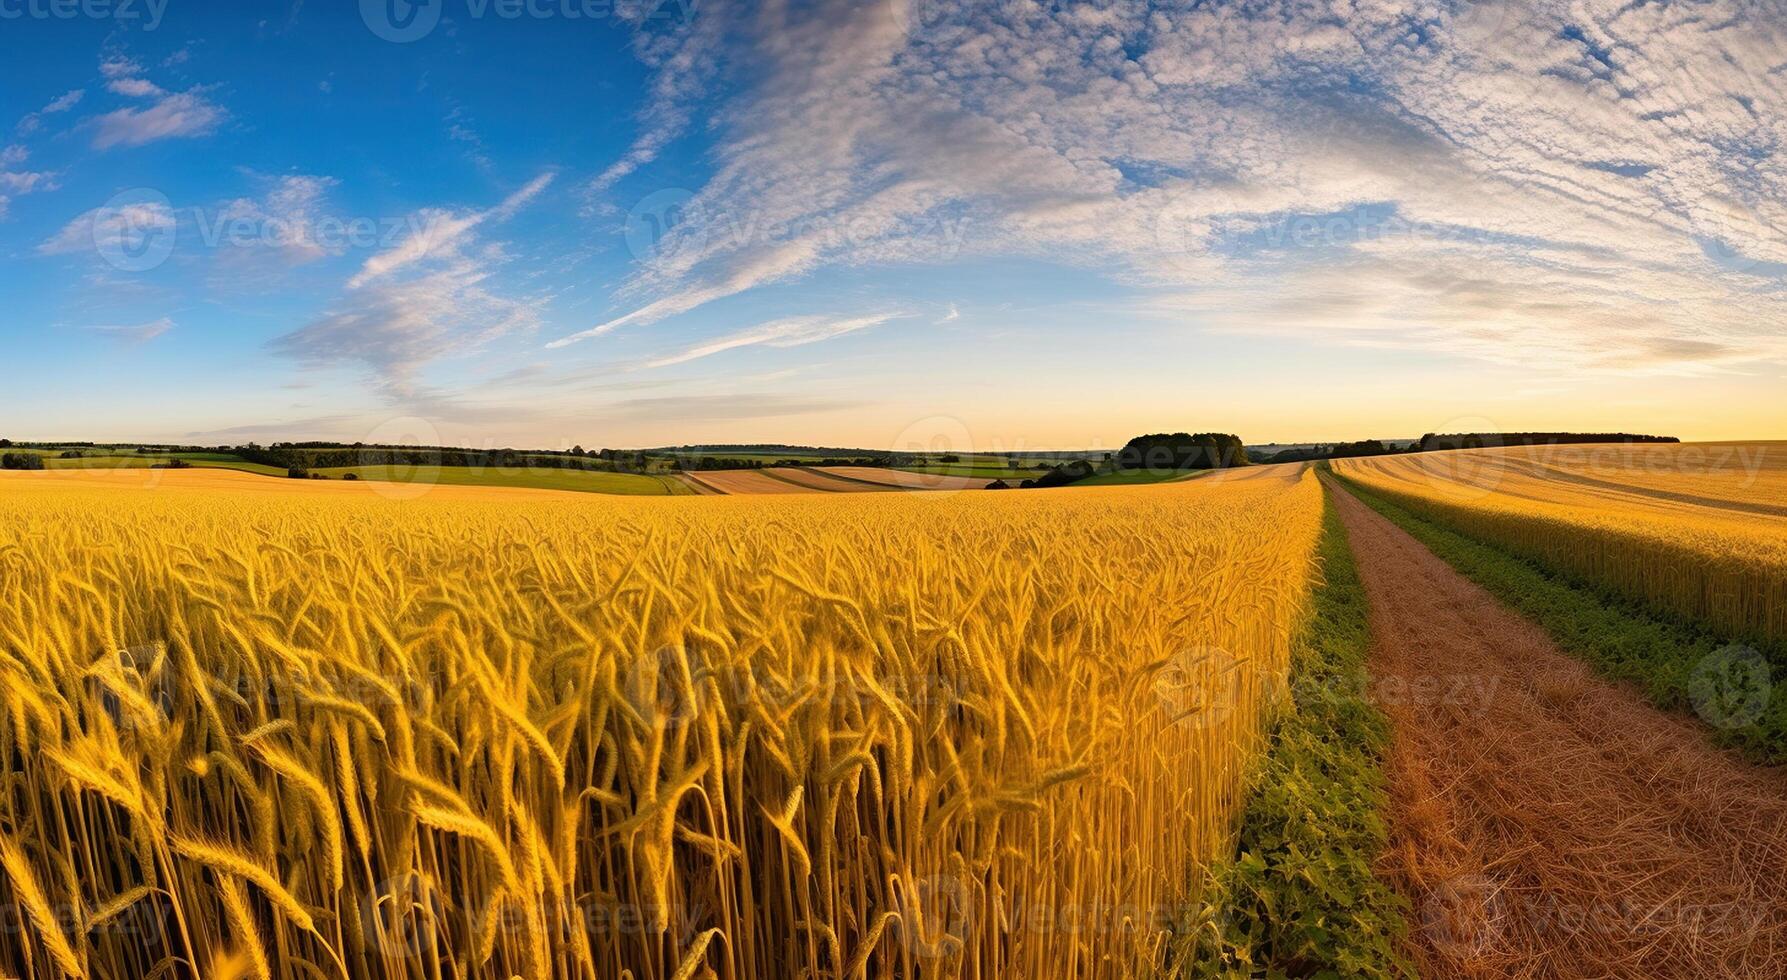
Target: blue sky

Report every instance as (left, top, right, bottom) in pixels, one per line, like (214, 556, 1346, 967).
(2, 0, 1784, 450)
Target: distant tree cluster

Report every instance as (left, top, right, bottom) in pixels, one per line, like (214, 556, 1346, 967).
(1254, 439, 1415, 464)
(665, 455, 889, 471)
(1115, 433, 1246, 472)
(1024, 459, 1097, 488)
(1416, 432, 1679, 452)
(1, 452, 46, 471)
(233, 443, 649, 474)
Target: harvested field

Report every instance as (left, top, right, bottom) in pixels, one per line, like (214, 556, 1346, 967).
(760, 467, 890, 492)
(682, 468, 830, 494)
(1327, 478, 1787, 977)
(818, 467, 992, 491)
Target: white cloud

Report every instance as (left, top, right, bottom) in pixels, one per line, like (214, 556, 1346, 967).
(92, 91, 226, 149)
(38, 200, 176, 255)
(15, 89, 84, 135)
(43, 89, 85, 112)
(642, 312, 903, 368)
(582, 0, 1787, 375)
(0, 171, 52, 195)
(107, 77, 166, 99)
(348, 172, 552, 287)
(209, 174, 341, 267)
(583, 9, 728, 200)
(99, 56, 144, 78)
(273, 177, 555, 392)
(0, 145, 43, 218)
(272, 260, 540, 391)
(84, 317, 173, 345)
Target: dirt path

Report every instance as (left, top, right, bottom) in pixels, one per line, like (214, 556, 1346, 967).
(1325, 480, 1787, 978)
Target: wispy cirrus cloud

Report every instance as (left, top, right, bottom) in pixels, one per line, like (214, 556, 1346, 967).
(37, 199, 175, 255)
(92, 90, 226, 149)
(347, 172, 552, 287)
(90, 55, 225, 150)
(639, 312, 904, 367)
(16, 89, 84, 136)
(83, 317, 173, 345)
(601, 392, 863, 422)
(270, 174, 556, 395)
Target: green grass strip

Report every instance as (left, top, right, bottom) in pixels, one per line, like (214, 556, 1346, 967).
(1333, 473, 1787, 763)
(1188, 489, 1412, 979)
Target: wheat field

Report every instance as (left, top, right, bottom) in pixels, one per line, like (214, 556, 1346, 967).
(1335, 443, 1787, 647)
(0, 465, 1322, 979)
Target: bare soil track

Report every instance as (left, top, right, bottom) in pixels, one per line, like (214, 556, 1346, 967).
(1325, 479, 1787, 978)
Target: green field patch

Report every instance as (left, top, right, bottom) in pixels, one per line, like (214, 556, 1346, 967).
(1074, 468, 1210, 487)
(312, 464, 691, 495)
(1188, 486, 1412, 977)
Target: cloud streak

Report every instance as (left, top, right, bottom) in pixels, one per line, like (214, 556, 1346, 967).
(83, 317, 173, 345)
(641, 312, 903, 367)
